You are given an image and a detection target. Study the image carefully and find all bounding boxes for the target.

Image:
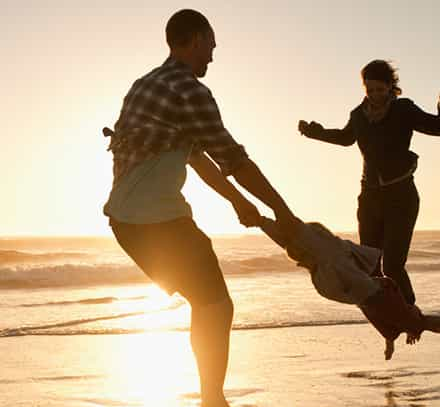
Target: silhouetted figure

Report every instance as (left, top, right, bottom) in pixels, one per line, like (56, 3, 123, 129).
(299, 60, 440, 306)
(260, 217, 440, 361)
(103, 9, 299, 407)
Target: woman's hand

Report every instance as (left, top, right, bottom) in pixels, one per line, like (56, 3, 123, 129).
(298, 120, 310, 135)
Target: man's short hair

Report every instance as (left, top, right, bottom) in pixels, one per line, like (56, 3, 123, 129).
(166, 9, 211, 48)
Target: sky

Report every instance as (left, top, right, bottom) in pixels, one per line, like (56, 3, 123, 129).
(2, 0, 440, 236)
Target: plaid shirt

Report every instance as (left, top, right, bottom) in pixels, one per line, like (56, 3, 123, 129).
(104, 57, 248, 184)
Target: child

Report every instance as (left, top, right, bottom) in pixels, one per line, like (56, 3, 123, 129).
(260, 217, 440, 360)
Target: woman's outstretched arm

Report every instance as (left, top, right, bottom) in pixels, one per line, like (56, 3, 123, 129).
(298, 116, 356, 146)
(409, 98, 440, 136)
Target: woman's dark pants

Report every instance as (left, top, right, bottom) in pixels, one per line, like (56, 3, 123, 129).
(357, 178, 419, 305)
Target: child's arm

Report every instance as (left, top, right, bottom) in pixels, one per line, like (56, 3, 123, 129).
(259, 217, 311, 267)
(259, 217, 288, 248)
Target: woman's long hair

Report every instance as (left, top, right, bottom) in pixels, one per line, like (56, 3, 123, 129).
(361, 60, 402, 96)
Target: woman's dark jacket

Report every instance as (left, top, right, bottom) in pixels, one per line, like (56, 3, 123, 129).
(304, 98, 440, 188)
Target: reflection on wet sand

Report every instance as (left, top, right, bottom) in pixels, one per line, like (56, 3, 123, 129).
(179, 388, 264, 406)
(342, 367, 440, 406)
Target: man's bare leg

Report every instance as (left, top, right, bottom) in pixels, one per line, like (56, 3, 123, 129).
(385, 339, 394, 360)
(190, 296, 234, 407)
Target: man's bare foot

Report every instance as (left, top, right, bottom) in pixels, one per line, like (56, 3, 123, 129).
(385, 339, 394, 360)
(406, 332, 421, 345)
(201, 395, 230, 407)
(201, 401, 230, 407)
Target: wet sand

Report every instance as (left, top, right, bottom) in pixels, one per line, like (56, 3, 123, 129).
(1, 324, 440, 406)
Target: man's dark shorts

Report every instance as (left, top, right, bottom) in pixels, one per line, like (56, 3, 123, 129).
(110, 217, 230, 306)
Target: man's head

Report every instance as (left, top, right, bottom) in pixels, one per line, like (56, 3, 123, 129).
(166, 9, 216, 77)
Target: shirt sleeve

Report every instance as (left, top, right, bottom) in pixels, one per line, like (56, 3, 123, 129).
(405, 98, 440, 136)
(304, 114, 356, 146)
(180, 83, 248, 176)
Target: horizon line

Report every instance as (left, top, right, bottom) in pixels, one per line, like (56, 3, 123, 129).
(2, 228, 440, 239)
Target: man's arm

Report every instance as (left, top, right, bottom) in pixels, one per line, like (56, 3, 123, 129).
(188, 152, 261, 227)
(232, 158, 303, 233)
(181, 83, 300, 231)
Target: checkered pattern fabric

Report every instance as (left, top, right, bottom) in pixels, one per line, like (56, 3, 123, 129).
(104, 57, 247, 183)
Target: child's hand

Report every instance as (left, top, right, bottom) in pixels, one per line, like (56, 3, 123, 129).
(232, 197, 261, 227)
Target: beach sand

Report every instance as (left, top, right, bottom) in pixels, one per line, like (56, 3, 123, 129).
(2, 324, 440, 407)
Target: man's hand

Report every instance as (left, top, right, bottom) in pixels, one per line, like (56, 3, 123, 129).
(232, 197, 261, 227)
(189, 152, 261, 227)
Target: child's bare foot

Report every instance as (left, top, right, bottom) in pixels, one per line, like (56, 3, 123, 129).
(385, 339, 394, 360)
(406, 332, 421, 345)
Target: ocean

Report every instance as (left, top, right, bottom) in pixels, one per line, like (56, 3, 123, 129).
(2, 231, 440, 337)
(2, 231, 440, 406)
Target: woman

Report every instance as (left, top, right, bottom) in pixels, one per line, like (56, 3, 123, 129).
(298, 60, 440, 306)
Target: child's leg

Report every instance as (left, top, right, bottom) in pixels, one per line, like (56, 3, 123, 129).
(406, 315, 440, 344)
(423, 315, 440, 333)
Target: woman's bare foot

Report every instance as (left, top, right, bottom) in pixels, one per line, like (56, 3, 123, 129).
(385, 339, 394, 360)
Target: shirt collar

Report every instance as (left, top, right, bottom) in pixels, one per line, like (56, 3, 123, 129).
(163, 56, 193, 73)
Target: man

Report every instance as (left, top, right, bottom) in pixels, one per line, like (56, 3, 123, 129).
(103, 9, 299, 407)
